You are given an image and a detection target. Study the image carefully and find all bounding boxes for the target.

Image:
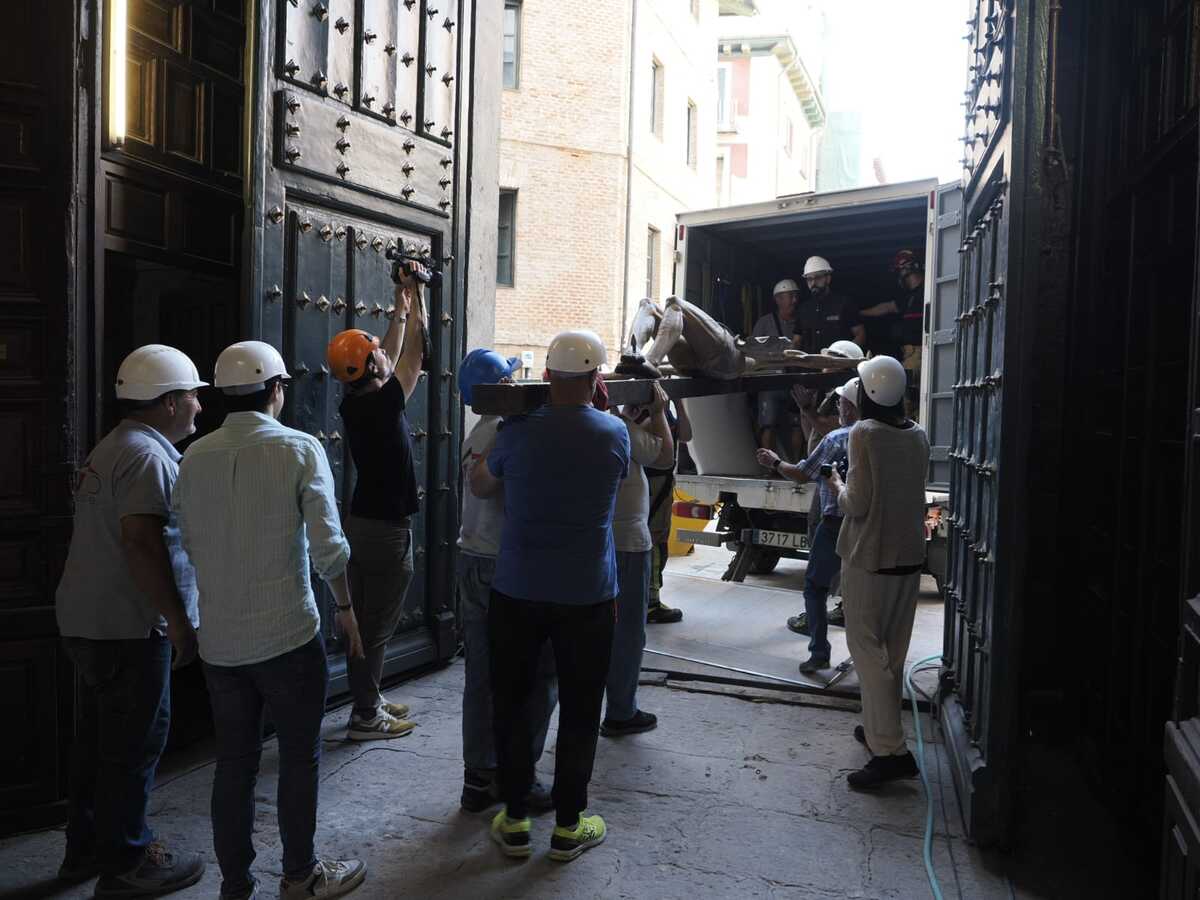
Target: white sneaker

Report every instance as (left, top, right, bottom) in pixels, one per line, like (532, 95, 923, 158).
(347, 710, 415, 741)
(280, 859, 365, 900)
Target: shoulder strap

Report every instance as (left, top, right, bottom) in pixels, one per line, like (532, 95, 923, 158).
(648, 475, 674, 518)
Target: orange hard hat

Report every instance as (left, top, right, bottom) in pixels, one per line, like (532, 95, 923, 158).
(327, 329, 381, 382)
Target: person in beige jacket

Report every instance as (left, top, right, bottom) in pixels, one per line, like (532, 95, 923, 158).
(825, 355, 930, 790)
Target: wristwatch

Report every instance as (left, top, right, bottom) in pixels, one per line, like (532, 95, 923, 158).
(336, 603, 352, 611)
(772, 459, 783, 475)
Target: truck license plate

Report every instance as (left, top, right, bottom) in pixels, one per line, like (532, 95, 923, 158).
(750, 529, 809, 551)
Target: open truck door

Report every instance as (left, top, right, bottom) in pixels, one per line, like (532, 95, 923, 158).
(920, 183, 964, 491)
(919, 183, 963, 596)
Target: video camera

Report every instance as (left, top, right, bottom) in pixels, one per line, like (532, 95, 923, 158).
(385, 243, 442, 287)
(383, 242, 439, 372)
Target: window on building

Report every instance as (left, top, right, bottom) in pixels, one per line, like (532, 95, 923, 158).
(715, 154, 725, 204)
(503, 2, 521, 89)
(497, 190, 516, 285)
(646, 226, 660, 299)
(716, 65, 732, 128)
(686, 100, 698, 168)
(691, 0, 700, 19)
(651, 59, 664, 138)
(785, 118, 794, 158)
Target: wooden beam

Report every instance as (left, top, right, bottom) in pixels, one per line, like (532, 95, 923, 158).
(471, 370, 853, 416)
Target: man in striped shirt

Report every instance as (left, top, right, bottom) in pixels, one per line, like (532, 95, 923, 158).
(174, 341, 366, 900)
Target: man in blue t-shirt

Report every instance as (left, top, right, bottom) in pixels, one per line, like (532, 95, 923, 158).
(470, 329, 629, 864)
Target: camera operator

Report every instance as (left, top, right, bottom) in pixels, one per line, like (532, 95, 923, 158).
(323, 262, 428, 741)
(756, 378, 860, 675)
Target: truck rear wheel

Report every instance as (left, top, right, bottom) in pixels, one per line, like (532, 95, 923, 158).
(748, 549, 781, 575)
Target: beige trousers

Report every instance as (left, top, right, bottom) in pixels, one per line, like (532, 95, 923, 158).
(841, 563, 921, 757)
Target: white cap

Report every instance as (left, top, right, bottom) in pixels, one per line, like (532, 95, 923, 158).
(773, 278, 800, 296)
(858, 355, 907, 407)
(214, 341, 291, 395)
(834, 377, 861, 408)
(115, 344, 207, 401)
(546, 330, 606, 374)
(822, 339, 865, 360)
(803, 256, 833, 277)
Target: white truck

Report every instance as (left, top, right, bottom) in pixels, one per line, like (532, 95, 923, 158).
(670, 179, 961, 594)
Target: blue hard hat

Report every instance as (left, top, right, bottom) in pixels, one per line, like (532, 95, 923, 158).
(458, 349, 522, 407)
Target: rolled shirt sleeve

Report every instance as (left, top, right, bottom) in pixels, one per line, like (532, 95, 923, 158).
(300, 439, 351, 581)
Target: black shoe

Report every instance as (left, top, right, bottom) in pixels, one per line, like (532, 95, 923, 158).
(57, 850, 101, 883)
(646, 603, 683, 624)
(847, 753, 919, 791)
(94, 841, 205, 898)
(798, 656, 830, 675)
(828, 602, 846, 628)
(601, 710, 658, 737)
(526, 779, 555, 813)
(463, 768, 555, 814)
(787, 614, 810, 635)
(853, 725, 872, 754)
(461, 768, 501, 812)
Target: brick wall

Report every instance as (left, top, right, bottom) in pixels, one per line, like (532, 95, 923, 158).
(493, 0, 719, 371)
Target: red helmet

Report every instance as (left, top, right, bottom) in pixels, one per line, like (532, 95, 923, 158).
(890, 249, 923, 273)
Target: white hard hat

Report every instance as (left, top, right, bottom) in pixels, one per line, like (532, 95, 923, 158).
(822, 339, 865, 360)
(115, 344, 207, 401)
(803, 256, 833, 277)
(546, 330, 606, 374)
(834, 377, 861, 408)
(773, 278, 800, 296)
(857, 355, 907, 407)
(214, 341, 291, 395)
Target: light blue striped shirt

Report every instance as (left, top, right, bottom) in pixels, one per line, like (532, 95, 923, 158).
(174, 412, 350, 667)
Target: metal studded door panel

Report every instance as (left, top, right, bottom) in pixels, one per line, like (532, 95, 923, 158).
(940, 0, 1021, 846)
(249, 0, 472, 682)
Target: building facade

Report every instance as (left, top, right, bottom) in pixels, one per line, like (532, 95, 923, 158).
(495, 0, 719, 370)
(713, 5, 826, 206)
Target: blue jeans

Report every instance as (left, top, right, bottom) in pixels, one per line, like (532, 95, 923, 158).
(803, 516, 843, 662)
(605, 550, 652, 722)
(203, 634, 328, 897)
(458, 552, 557, 772)
(62, 634, 171, 875)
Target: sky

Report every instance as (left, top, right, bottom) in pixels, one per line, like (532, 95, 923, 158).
(815, 0, 968, 185)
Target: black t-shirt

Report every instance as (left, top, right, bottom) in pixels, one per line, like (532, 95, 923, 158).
(339, 377, 420, 521)
(792, 291, 859, 353)
(898, 286, 924, 347)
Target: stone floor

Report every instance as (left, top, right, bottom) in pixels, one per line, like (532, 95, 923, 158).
(0, 657, 1025, 900)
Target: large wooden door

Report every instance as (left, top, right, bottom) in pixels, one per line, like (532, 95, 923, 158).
(0, 0, 82, 831)
(941, 0, 1028, 845)
(246, 0, 477, 688)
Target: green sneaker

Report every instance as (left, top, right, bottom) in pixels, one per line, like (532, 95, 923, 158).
(490, 808, 532, 858)
(549, 813, 607, 862)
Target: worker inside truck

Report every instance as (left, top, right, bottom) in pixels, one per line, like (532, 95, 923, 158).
(855, 248, 926, 418)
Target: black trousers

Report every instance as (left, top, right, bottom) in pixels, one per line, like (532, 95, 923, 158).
(488, 589, 615, 827)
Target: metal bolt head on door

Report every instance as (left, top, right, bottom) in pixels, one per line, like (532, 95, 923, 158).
(267, 206, 285, 224)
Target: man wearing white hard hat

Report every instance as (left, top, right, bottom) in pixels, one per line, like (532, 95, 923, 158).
(794, 256, 864, 354)
(756, 377, 862, 674)
(824, 355, 930, 790)
(55, 344, 206, 896)
(174, 340, 367, 900)
(470, 329, 629, 864)
(750, 278, 804, 457)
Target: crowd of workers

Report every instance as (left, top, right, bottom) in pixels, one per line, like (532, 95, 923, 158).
(51, 248, 930, 898)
